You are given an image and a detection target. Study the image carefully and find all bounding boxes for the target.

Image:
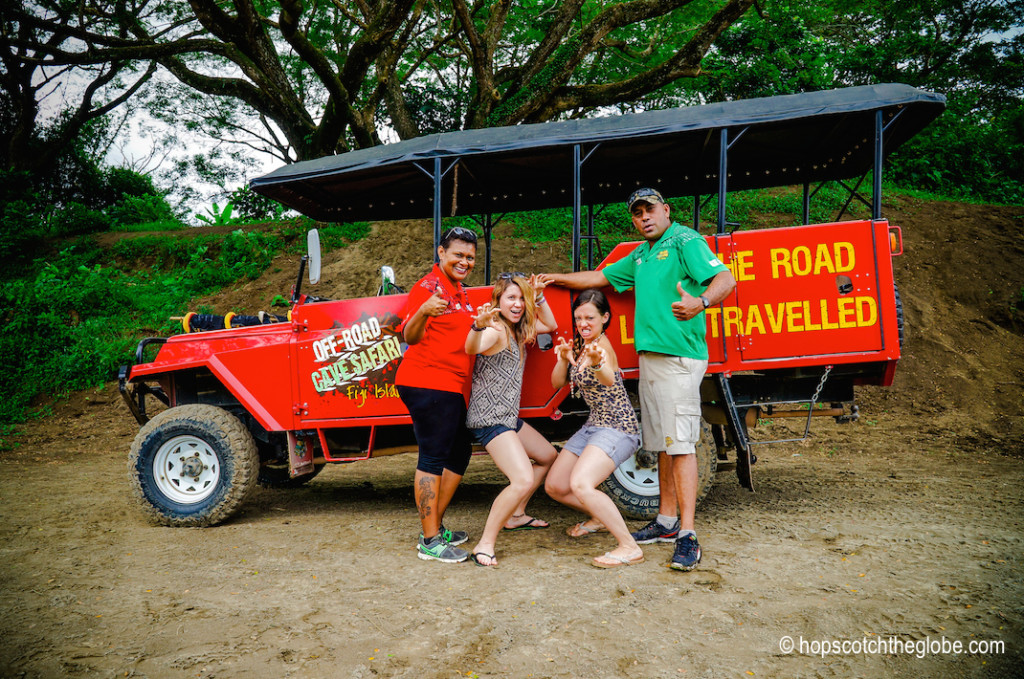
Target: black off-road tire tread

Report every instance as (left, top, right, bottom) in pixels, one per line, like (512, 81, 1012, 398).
(128, 404, 259, 527)
(602, 419, 718, 520)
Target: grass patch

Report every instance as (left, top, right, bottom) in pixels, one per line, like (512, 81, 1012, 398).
(0, 218, 371, 443)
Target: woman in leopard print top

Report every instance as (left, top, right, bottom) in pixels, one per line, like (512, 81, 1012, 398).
(546, 289, 644, 568)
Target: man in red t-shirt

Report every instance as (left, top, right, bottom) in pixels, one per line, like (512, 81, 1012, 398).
(396, 227, 479, 563)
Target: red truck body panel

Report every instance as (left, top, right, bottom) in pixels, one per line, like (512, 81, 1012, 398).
(129, 218, 899, 440)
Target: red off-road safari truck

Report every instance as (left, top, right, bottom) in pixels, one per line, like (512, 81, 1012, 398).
(121, 84, 945, 526)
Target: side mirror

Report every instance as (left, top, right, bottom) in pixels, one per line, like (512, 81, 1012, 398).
(307, 229, 321, 284)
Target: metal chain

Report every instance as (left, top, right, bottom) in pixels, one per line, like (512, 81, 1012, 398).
(810, 365, 833, 406)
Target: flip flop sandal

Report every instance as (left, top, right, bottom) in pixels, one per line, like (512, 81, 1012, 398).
(591, 552, 645, 569)
(503, 516, 550, 531)
(566, 521, 609, 538)
(471, 552, 498, 567)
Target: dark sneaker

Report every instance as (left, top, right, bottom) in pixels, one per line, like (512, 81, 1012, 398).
(419, 525, 469, 547)
(669, 534, 702, 571)
(440, 525, 469, 546)
(631, 519, 681, 544)
(417, 534, 468, 563)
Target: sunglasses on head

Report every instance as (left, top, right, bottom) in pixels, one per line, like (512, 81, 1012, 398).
(498, 271, 527, 280)
(441, 226, 478, 244)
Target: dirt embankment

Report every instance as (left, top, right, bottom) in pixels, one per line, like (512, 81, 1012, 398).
(1, 198, 1022, 678)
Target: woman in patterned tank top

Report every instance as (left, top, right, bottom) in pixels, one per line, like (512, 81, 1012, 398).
(463, 274, 558, 567)
(546, 289, 645, 568)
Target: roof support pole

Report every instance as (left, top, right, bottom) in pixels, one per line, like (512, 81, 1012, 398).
(433, 157, 442, 261)
(693, 195, 701, 230)
(873, 110, 883, 220)
(717, 129, 728, 234)
(802, 182, 810, 225)
(484, 213, 494, 284)
(586, 205, 595, 270)
(573, 144, 582, 272)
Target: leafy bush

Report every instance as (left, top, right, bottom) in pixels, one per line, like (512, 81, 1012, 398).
(108, 193, 179, 228)
(0, 199, 47, 268)
(52, 201, 113, 236)
(101, 167, 161, 205)
(317, 221, 371, 248)
(230, 185, 287, 221)
(196, 201, 239, 226)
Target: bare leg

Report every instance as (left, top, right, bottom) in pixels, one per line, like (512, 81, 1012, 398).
(656, 451, 678, 519)
(545, 449, 585, 513)
(507, 423, 556, 526)
(669, 453, 698, 531)
(545, 448, 609, 535)
(469, 431, 536, 566)
(436, 468, 463, 526)
(570, 446, 641, 560)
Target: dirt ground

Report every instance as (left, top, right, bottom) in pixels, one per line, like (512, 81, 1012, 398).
(2, 197, 1023, 678)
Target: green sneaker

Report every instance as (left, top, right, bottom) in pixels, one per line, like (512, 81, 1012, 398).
(440, 524, 469, 546)
(417, 534, 468, 563)
(419, 524, 469, 546)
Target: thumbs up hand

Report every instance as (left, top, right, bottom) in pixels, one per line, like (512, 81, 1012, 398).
(671, 281, 704, 321)
(420, 288, 449, 317)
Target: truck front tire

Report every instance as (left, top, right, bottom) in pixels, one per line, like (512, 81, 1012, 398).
(128, 404, 259, 527)
(601, 419, 718, 520)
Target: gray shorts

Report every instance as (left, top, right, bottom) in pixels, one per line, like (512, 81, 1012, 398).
(563, 425, 641, 467)
(638, 353, 707, 456)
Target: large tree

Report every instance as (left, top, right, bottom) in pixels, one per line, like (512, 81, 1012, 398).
(0, 1, 157, 174)
(3, 0, 756, 166)
(680, 0, 1024, 202)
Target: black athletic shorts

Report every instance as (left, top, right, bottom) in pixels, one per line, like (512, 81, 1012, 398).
(397, 385, 473, 476)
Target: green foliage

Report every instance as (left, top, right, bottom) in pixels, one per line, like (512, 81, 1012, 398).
(889, 97, 1024, 204)
(51, 202, 114, 236)
(108, 193, 179, 229)
(196, 201, 239, 226)
(0, 198, 47, 269)
(101, 167, 162, 206)
(317, 221, 371, 248)
(117, 220, 189, 233)
(230, 185, 287, 222)
(490, 184, 869, 257)
(660, 0, 1024, 205)
(0, 217, 371, 436)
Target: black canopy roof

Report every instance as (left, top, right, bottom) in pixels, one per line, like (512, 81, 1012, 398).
(250, 83, 945, 222)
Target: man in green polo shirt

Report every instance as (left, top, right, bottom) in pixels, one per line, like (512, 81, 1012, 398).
(546, 188, 735, 571)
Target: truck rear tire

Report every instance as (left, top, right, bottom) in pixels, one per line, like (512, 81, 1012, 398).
(128, 404, 259, 527)
(601, 419, 718, 520)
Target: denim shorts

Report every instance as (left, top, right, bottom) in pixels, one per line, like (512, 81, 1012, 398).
(470, 418, 525, 447)
(562, 425, 641, 467)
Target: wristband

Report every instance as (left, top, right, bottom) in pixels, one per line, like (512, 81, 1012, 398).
(536, 295, 546, 305)
(589, 362, 604, 373)
(471, 324, 485, 332)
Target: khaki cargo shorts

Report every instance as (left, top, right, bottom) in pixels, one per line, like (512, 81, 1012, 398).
(638, 353, 707, 456)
